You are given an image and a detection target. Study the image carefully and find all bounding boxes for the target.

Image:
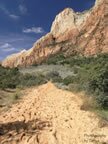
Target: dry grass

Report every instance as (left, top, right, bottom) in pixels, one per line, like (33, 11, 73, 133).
(0, 88, 24, 113)
(79, 92, 97, 111)
(76, 91, 108, 129)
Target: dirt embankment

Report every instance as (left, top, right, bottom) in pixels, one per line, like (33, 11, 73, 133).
(0, 82, 108, 144)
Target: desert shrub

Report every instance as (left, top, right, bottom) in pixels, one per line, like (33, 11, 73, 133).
(0, 66, 20, 89)
(46, 71, 63, 83)
(95, 94, 108, 109)
(46, 71, 59, 78)
(0, 66, 46, 89)
(13, 93, 19, 100)
(73, 66, 79, 74)
(63, 76, 75, 85)
(45, 54, 65, 65)
(61, 54, 108, 109)
(0, 54, 108, 109)
(19, 73, 47, 87)
(80, 94, 97, 111)
(88, 64, 108, 93)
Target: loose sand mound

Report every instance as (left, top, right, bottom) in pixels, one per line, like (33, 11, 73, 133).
(0, 82, 108, 144)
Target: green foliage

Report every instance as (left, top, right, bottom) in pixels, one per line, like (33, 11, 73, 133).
(0, 66, 46, 89)
(46, 71, 63, 83)
(45, 54, 65, 65)
(63, 76, 75, 85)
(19, 73, 47, 87)
(97, 109, 108, 121)
(0, 53, 108, 109)
(62, 54, 108, 109)
(0, 66, 20, 89)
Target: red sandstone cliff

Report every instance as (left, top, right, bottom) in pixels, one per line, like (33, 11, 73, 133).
(2, 0, 108, 68)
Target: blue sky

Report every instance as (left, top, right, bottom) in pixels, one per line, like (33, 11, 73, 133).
(0, 0, 95, 60)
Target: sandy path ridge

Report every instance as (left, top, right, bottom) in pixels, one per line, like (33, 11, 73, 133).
(0, 82, 108, 144)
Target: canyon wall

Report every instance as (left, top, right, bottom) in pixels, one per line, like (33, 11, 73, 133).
(2, 0, 108, 68)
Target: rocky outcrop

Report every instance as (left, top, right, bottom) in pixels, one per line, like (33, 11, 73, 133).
(76, 0, 108, 55)
(51, 8, 90, 42)
(2, 0, 108, 68)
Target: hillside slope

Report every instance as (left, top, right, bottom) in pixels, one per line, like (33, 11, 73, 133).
(2, 0, 108, 68)
(0, 82, 108, 144)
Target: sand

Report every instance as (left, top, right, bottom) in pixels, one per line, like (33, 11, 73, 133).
(0, 82, 108, 144)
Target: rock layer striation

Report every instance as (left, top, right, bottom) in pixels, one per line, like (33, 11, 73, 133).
(2, 0, 108, 67)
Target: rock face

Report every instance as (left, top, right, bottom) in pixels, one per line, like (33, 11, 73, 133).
(77, 0, 108, 56)
(2, 0, 108, 68)
(51, 8, 90, 41)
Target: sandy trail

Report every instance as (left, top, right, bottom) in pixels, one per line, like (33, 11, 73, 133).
(0, 82, 108, 144)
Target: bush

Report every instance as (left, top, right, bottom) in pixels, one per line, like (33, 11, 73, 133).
(0, 54, 108, 109)
(0, 66, 47, 89)
(96, 94, 108, 109)
(0, 66, 20, 89)
(61, 54, 108, 109)
(19, 73, 47, 87)
(45, 54, 65, 65)
(46, 71, 63, 83)
(63, 76, 75, 85)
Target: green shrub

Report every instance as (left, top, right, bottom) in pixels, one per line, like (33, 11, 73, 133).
(0, 54, 108, 109)
(63, 76, 75, 85)
(19, 73, 47, 87)
(0, 66, 20, 89)
(46, 71, 63, 83)
(45, 54, 65, 65)
(0, 66, 46, 89)
(61, 54, 108, 109)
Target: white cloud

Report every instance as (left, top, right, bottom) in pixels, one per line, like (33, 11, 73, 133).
(1, 43, 10, 49)
(19, 4, 27, 15)
(1, 43, 15, 52)
(0, 33, 38, 60)
(3, 47, 15, 52)
(9, 14, 20, 20)
(23, 27, 45, 34)
(0, 4, 20, 20)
